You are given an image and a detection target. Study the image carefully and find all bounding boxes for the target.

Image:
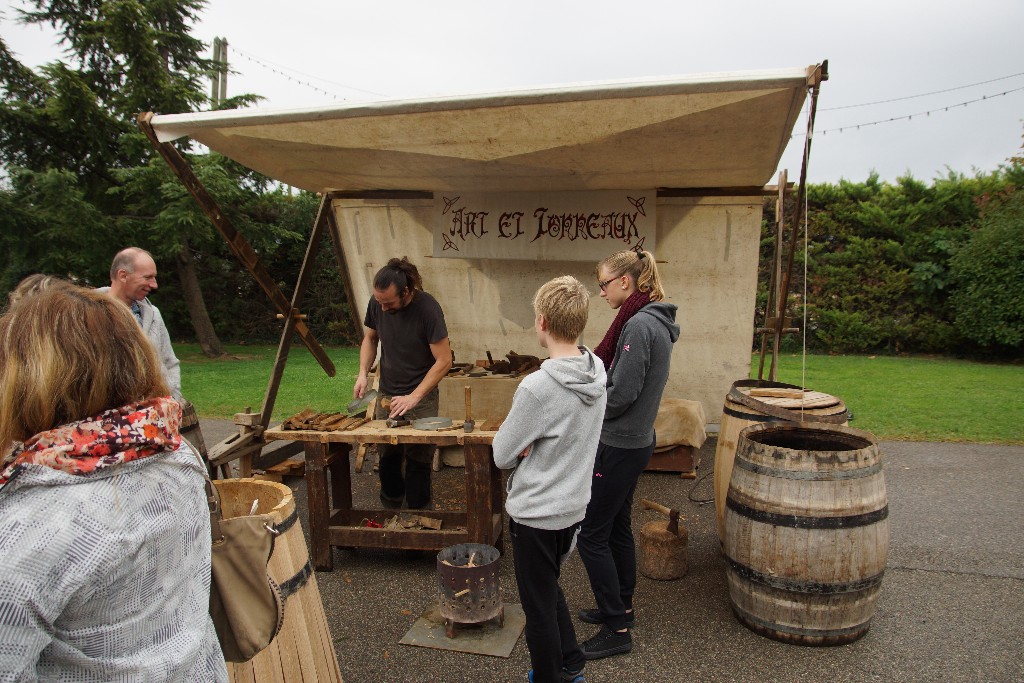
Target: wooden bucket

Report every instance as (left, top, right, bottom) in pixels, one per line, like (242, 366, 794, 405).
(723, 422, 888, 646)
(215, 479, 344, 682)
(713, 379, 848, 542)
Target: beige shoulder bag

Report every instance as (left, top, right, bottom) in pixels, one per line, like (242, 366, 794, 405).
(201, 470, 286, 662)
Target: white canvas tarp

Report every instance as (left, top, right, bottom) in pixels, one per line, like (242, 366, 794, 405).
(149, 67, 814, 194)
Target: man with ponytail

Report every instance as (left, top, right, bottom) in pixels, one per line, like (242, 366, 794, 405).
(577, 248, 679, 660)
(354, 257, 452, 509)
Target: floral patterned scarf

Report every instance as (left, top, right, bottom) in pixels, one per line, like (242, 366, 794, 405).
(0, 397, 182, 486)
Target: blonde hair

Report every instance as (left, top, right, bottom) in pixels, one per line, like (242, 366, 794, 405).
(597, 250, 665, 302)
(0, 286, 169, 452)
(7, 274, 71, 307)
(533, 275, 590, 343)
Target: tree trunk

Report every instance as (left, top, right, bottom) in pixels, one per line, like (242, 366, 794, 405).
(175, 239, 225, 357)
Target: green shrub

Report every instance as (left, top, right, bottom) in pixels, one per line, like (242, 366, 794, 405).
(949, 190, 1024, 351)
(813, 309, 883, 352)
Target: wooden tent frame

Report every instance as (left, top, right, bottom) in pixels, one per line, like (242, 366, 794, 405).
(756, 61, 828, 380)
(137, 63, 826, 471)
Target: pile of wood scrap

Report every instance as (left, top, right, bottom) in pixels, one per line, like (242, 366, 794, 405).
(447, 363, 476, 377)
(441, 551, 480, 568)
(281, 409, 370, 432)
(256, 459, 305, 482)
(482, 350, 542, 376)
(381, 514, 444, 531)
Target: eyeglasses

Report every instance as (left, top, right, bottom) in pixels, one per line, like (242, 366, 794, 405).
(597, 275, 620, 291)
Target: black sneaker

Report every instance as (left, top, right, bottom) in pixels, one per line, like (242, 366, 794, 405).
(528, 669, 586, 682)
(561, 666, 586, 682)
(580, 626, 632, 660)
(578, 608, 635, 627)
(379, 492, 404, 509)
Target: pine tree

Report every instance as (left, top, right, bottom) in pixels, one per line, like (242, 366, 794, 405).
(0, 0, 267, 356)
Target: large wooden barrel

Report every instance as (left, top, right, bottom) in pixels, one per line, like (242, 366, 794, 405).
(723, 422, 888, 646)
(714, 379, 848, 541)
(215, 479, 344, 682)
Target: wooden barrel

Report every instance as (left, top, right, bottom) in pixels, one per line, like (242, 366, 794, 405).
(714, 379, 848, 541)
(723, 422, 888, 646)
(216, 479, 344, 682)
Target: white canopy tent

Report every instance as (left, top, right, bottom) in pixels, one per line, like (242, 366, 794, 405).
(150, 67, 813, 193)
(145, 65, 822, 428)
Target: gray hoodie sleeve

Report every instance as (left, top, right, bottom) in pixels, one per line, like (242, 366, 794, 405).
(492, 385, 545, 470)
(605, 321, 654, 419)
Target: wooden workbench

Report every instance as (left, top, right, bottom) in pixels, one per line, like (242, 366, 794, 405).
(264, 420, 503, 571)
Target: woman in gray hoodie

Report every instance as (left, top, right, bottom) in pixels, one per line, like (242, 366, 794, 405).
(577, 249, 680, 660)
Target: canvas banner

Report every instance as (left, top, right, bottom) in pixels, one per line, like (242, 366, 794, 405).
(432, 191, 656, 261)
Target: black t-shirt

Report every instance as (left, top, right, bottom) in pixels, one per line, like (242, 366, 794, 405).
(364, 290, 449, 396)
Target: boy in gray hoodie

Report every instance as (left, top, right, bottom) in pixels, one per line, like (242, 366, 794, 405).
(493, 276, 607, 683)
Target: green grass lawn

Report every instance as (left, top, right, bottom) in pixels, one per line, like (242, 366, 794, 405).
(177, 344, 362, 422)
(177, 343, 1023, 444)
(756, 353, 1023, 444)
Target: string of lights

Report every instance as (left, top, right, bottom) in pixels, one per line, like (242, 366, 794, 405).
(818, 71, 1024, 111)
(792, 85, 1024, 138)
(228, 45, 389, 99)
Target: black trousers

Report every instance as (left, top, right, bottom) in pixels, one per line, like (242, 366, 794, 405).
(578, 439, 654, 631)
(375, 390, 438, 509)
(510, 519, 586, 683)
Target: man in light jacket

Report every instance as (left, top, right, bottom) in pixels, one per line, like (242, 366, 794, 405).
(98, 247, 182, 402)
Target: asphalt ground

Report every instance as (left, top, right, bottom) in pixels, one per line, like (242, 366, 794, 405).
(200, 420, 1024, 683)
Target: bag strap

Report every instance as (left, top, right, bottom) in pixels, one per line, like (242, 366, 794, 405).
(186, 443, 225, 542)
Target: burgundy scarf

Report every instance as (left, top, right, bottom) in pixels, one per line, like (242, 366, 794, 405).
(594, 289, 650, 369)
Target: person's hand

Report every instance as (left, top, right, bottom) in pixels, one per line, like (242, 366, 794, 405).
(353, 376, 368, 399)
(388, 393, 422, 417)
(518, 445, 532, 459)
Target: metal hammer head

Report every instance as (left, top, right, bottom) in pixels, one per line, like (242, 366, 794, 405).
(463, 419, 475, 433)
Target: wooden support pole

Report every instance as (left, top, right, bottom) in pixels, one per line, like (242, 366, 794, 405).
(769, 168, 788, 381)
(257, 197, 333, 427)
(778, 63, 827, 351)
(136, 112, 335, 379)
(758, 169, 787, 380)
(756, 60, 827, 380)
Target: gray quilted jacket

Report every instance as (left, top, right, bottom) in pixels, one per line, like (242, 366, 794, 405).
(0, 443, 227, 682)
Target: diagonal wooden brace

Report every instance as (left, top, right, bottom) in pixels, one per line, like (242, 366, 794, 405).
(136, 112, 335, 379)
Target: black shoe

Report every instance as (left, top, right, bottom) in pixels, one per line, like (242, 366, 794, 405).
(561, 666, 586, 682)
(580, 626, 632, 660)
(528, 670, 586, 683)
(379, 493, 403, 509)
(578, 608, 635, 627)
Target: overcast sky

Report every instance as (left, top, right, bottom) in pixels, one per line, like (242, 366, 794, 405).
(3, 0, 1023, 185)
